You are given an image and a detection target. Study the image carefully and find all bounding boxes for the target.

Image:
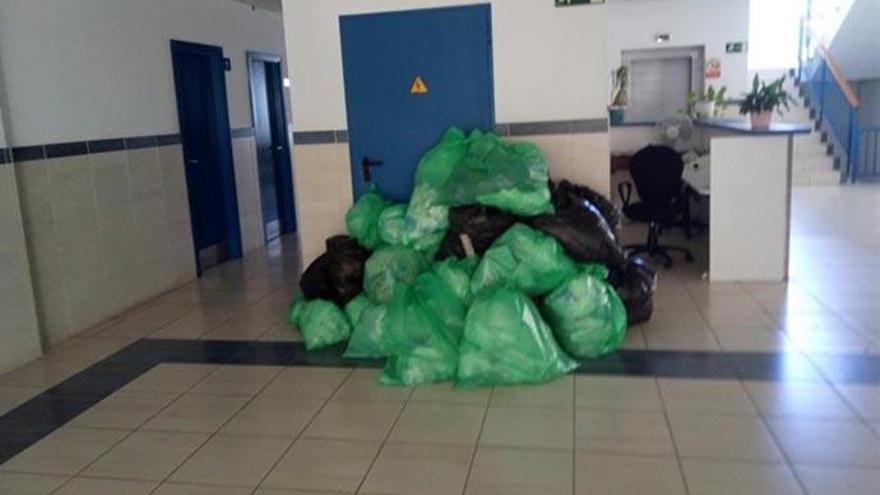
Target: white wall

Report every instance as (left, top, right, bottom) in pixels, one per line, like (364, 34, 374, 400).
(283, 0, 611, 265)
(607, 0, 751, 97)
(0, 0, 286, 146)
(828, 0, 880, 81)
(284, 0, 608, 131)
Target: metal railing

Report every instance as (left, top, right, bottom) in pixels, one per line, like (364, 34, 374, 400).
(854, 127, 880, 179)
(797, 17, 870, 182)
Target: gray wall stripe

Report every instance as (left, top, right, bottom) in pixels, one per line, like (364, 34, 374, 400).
(11, 146, 45, 163)
(293, 119, 608, 146)
(0, 148, 10, 165)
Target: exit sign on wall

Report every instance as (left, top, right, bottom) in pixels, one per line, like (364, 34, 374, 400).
(555, 0, 605, 6)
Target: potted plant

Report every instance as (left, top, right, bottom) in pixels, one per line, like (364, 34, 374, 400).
(608, 65, 628, 125)
(739, 75, 793, 129)
(686, 85, 727, 118)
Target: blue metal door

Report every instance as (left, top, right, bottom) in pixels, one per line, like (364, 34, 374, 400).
(340, 4, 495, 202)
(171, 41, 242, 275)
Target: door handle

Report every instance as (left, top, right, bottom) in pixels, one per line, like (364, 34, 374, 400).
(361, 156, 383, 182)
(187, 159, 199, 165)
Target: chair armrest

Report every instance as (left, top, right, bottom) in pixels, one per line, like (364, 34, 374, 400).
(618, 181, 633, 207)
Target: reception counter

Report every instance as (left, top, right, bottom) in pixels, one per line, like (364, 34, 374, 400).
(696, 118, 811, 282)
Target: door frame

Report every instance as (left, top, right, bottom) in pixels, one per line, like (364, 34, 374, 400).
(170, 39, 243, 275)
(247, 51, 296, 243)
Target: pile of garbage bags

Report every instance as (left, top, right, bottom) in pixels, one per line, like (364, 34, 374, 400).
(290, 127, 656, 387)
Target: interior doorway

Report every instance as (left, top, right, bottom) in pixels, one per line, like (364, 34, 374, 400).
(248, 52, 296, 243)
(170, 40, 243, 275)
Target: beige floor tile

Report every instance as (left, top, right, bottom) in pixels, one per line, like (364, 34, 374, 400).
(170, 434, 291, 487)
(683, 459, 804, 495)
(254, 489, 328, 495)
(659, 379, 757, 415)
(669, 414, 784, 462)
(837, 384, 880, 420)
(768, 418, 880, 468)
(575, 410, 675, 456)
(466, 447, 572, 495)
(0, 387, 43, 415)
(490, 375, 573, 408)
(303, 400, 402, 441)
(480, 406, 573, 449)
(646, 326, 721, 351)
(69, 391, 179, 429)
(0, 428, 128, 475)
(409, 384, 491, 405)
(142, 394, 249, 433)
(360, 442, 472, 495)
(262, 438, 380, 493)
(0, 472, 69, 494)
(53, 478, 157, 495)
(82, 431, 208, 481)
(388, 403, 486, 445)
(712, 328, 797, 352)
(796, 466, 880, 495)
(744, 381, 856, 419)
(259, 367, 351, 400)
(220, 397, 323, 437)
(575, 376, 663, 411)
(153, 483, 252, 494)
(188, 366, 283, 397)
(331, 369, 412, 403)
(123, 364, 216, 394)
(574, 452, 686, 495)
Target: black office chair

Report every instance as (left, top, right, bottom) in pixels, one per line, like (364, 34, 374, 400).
(618, 145, 694, 268)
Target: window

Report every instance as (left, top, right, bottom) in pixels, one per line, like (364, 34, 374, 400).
(622, 46, 703, 122)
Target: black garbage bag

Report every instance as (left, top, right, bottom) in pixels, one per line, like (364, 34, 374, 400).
(300, 253, 336, 301)
(529, 204, 625, 268)
(435, 205, 518, 261)
(608, 255, 656, 326)
(325, 235, 371, 305)
(552, 180, 621, 233)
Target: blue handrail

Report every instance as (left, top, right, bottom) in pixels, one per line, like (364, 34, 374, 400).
(797, 17, 867, 182)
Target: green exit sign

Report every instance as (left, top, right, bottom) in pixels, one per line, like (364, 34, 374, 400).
(555, 0, 605, 6)
(726, 42, 748, 54)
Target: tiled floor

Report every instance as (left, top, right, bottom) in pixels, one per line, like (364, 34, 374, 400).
(0, 185, 878, 494)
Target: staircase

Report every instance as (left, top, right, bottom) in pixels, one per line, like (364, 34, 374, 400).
(772, 73, 842, 186)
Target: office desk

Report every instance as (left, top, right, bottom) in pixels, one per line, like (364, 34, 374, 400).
(696, 118, 811, 282)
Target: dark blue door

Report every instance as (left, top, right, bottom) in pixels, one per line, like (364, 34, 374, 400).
(340, 4, 495, 202)
(171, 41, 242, 274)
(249, 53, 296, 243)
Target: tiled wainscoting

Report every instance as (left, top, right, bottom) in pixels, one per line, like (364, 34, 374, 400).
(9, 130, 270, 348)
(0, 162, 42, 370)
(15, 140, 196, 346)
(291, 119, 610, 266)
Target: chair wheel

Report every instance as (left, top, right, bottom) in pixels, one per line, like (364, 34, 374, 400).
(663, 260, 673, 269)
(684, 253, 694, 262)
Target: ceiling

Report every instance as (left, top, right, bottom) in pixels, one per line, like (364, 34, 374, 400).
(228, 0, 282, 14)
(828, 0, 880, 81)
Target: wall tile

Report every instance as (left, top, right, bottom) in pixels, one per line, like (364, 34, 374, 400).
(128, 147, 162, 201)
(90, 151, 132, 210)
(570, 133, 611, 197)
(46, 155, 96, 222)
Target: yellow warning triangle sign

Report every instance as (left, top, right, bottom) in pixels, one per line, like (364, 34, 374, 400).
(410, 76, 428, 94)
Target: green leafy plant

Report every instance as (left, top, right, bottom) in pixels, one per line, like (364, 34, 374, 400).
(685, 85, 728, 117)
(610, 65, 628, 107)
(739, 74, 794, 116)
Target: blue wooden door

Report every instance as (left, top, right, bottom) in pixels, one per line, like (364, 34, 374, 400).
(340, 4, 495, 202)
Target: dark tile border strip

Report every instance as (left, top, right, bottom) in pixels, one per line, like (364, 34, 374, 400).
(231, 127, 255, 139)
(7, 134, 185, 163)
(0, 148, 10, 165)
(294, 119, 607, 146)
(2, 338, 879, 465)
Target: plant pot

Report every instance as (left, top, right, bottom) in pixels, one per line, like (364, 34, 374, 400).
(749, 111, 773, 129)
(608, 106, 626, 126)
(695, 101, 715, 118)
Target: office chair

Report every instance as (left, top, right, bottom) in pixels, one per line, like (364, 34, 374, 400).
(618, 145, 694, 268)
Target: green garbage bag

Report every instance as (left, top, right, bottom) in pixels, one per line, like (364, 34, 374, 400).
(433, 256, 480, 305)
(457, 287, 578, 387)
(287, 295, 306, 326)
(470, 224, 576, 296)
(378, 204, 407, 246)
(290, 299, 351, 351)
(401, 184, 449, 256)
(431, 130, 554, 216)
(380, 272, 465, 386)
(363, 246, 428, 303)
(344, 294, 371, 327)
(543, 267, 628, 359)
(346, 185, 392, 249)
(344, 302, 388, 358)
(414, 127, 469, 190)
